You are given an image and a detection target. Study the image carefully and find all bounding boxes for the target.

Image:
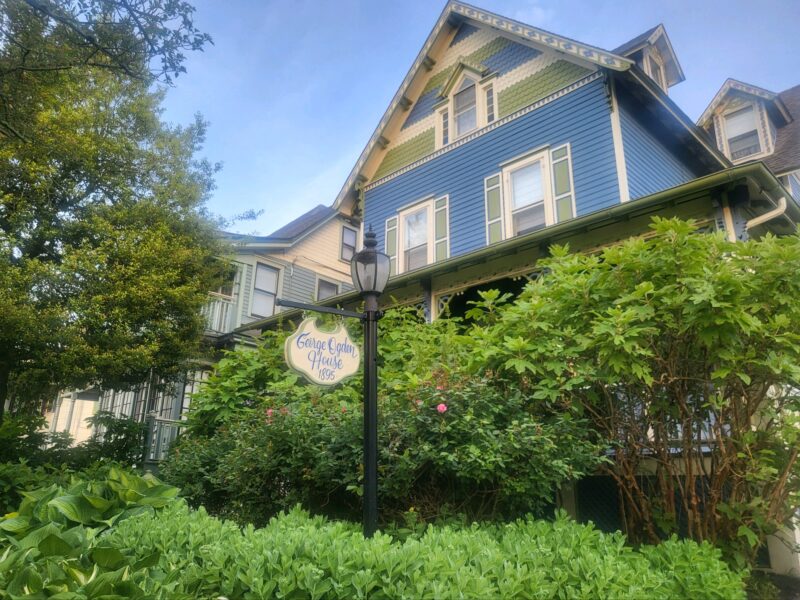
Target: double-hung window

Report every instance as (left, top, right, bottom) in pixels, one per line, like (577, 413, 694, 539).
(506, 156, 548, 236)
(317, 279, 339, 301)
(435, 68, 496, 149)
(385, 196, 449, 274)
(341, 225, 357, 262)
(453, 77, 477, 138)
(724, 104, 761, 160)
(252, 263, 279, 317)
(403, 206, 429, 271)
(486, 145, 575, 244)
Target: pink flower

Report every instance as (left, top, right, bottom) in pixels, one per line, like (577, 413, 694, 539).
(415, 399, 423, 406)
(341, 405, 347, 413)
(436, 385, 445, 391)
(266, 408, 274, 417)
(437, 403, 447, 414)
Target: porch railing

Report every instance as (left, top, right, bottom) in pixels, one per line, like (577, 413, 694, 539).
(142, 413, 186, 465)
(202, 292, 236, 333)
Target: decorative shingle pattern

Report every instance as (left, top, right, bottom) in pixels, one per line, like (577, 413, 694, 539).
(402, 88, 443, 130)
(483, 42, 541, 77)
(404, 36, 542, 132)
(420, 37, 511, 96)
(497, 60, 592, 118)
(450, 22, 479, 47)
(373, 128, 436, 180)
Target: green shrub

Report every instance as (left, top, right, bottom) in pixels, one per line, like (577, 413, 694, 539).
(0, 414, 74, 466)
(0, 461, 76, 515)
(163, 375, 605, 526)
(0, 467, 179, 597)
(105, 503, 746, 599)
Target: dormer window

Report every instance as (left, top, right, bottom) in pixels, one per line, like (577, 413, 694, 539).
(434, 63, 495, 149)
(453, 77, 477, 137)
(724, 105, 761, 160)
(647, 55, 665, 90)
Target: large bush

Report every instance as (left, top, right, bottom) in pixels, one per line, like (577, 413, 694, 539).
(165, 373, 605, 526)
(104, 503, 745, 599)
(167, 308, 605, 525)
(467, 219, 800, 567)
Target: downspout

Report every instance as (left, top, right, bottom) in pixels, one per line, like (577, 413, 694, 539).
(745, 196, 787, 231)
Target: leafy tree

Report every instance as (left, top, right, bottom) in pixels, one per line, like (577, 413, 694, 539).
(0, 0, 225, 420)
(0, 0, 211, 140)
(468, 218, 800, 567)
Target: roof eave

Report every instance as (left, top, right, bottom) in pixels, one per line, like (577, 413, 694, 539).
(332, 0, 632, 213)
(697, 78, 779, 126)
(239, 163, 794, 333)
(625, 67, 730, 169)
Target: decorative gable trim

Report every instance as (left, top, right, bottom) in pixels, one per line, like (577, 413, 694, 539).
(439, 59, 488, 97)
(451, 3, 632, 70)
(332, 1, 632, 212)
(365, 72, 603, 191)
(698, 79, 787, 126)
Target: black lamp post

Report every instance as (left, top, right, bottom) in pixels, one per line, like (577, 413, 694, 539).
(350, 226, 390, 537)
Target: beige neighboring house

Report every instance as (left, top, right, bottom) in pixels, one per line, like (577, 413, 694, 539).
(45, 204, 361, 449)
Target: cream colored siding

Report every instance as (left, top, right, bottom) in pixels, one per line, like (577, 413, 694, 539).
(285, 217, 353, 285)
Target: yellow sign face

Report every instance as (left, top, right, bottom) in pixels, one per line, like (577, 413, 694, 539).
(284, 318, 361, 386)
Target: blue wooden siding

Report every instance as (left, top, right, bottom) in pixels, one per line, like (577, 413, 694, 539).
(450, 23, 479, 47)
(619, 100, 699, 199)
(365, 79, 620, 258)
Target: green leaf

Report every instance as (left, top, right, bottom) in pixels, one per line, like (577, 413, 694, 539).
(37, 533, 74, 557)
(90, 545, 127, 569)
(0, 515, 31, 534)
(48, 495, 101, 525)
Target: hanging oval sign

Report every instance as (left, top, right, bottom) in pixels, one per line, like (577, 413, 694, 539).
(284, 318, 361, 386)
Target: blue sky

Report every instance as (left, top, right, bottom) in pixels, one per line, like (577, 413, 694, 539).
(161, 0, 800, 235)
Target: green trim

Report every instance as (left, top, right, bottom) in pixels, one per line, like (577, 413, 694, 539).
(373, 128, 435, 180)
(239, 163, 796, 334)
(421, 37, 511, 96)
(497, 61, 592, 118)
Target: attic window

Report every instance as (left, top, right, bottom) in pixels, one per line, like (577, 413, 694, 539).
(648, 56, 665, 90)
(454, 77, 477, 137)
(724, 105, 761, 160)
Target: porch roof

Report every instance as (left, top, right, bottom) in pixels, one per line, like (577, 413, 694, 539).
(234, 162, 798, 335)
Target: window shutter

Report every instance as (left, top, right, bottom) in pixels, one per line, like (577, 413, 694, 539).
(485, 175, 503, 244)
(550, 145, 575, 222)
(434, 196, 449, 262)
(385, 217, 398, 276)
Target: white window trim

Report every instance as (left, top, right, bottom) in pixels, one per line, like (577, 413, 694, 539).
(397, 199, 435, 274)
(315, 276, 340, 301)
(340, 224, 358, 263)
(501, 149, 554, 239)
(720, 100, 769, 164)
(434, 72, 495, 150)
(644, 49, 667, 91)
(394, 195, 449, 274)
(251, 261, 281, 318)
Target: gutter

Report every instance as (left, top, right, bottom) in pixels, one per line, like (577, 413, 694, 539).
(236, 163, 797, 334)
